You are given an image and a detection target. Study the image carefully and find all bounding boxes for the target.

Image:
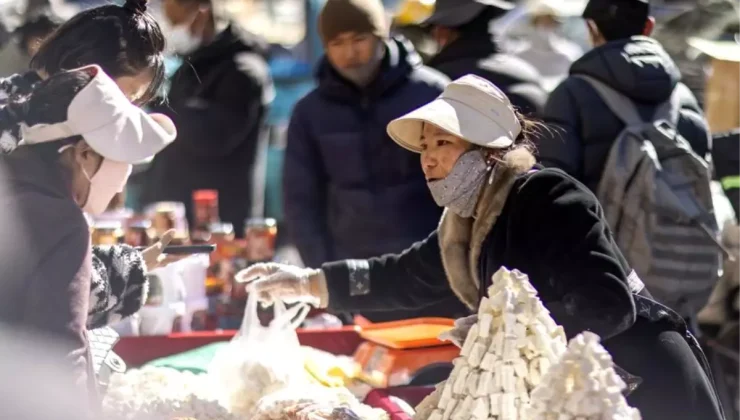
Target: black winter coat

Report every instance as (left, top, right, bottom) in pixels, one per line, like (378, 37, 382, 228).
(284, 39, 471, 321)
(321, 150, 724, 419)
(0, 145, 96, 413)
(283, 38, 447, 268)
(537, 36, 711, 193)
(427, 32, 548, 116)
(142, 25, 273, 237)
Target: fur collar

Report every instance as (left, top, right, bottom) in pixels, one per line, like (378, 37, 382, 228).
(437, 148, 536, 309)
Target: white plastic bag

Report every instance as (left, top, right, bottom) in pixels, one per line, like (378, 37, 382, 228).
(208, 290, 311, 416)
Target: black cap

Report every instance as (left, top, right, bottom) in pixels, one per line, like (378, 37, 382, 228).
(422, 0, 515, 28)
(582, 0, 649, 21)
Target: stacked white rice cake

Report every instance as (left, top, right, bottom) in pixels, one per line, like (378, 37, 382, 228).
(428, 267, 568, 420)
(528, 332, 641, 420)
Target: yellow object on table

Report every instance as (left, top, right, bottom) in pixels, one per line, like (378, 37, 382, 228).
(301, 346, 361, 388)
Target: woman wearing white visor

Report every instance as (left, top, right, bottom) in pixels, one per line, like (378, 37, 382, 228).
(239, 75, 724, 418)
(0, 65, 175, 413)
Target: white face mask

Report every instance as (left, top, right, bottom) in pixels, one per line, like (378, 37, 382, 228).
(80, 159, 132, 214)
(427, 150, 491, 218)
(60, 145, 132, 215)
(161, 16, 202, 55)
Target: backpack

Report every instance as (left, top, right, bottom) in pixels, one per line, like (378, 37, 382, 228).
(575, 75, 722, 318)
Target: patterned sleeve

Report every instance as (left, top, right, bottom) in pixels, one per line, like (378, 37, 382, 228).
(87, 244, 149, 329)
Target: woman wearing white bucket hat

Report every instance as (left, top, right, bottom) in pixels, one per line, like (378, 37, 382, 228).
(0, 65, 175, 413)
(239, 74, 724, 418)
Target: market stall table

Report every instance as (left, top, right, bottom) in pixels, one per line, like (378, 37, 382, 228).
(114, 326, 365, 367)
(112, 324, 441, 419)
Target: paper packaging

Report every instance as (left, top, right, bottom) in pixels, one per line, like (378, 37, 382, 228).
(689, 37, 740, 133)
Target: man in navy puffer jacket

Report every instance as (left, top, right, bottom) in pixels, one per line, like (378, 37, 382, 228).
(283, 0, 468, 320)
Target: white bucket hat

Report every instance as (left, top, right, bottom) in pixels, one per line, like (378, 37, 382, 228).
(19, 65, 176, 164)
(387, 74, 521, 153)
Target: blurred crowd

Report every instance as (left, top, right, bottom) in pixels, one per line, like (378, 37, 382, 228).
(0, 0, 738, 417)
(0, 0, 735, 273)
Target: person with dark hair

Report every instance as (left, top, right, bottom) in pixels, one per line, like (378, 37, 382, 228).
(536, 0, 711, 193)
(536, 0, 718, 328)
(282, 0, 463, 321)
(14, 0, 166, 106)
(15, 12, 62, 58)
(140, 0, 274, 238)
(423, 0, 548, 115)
(0, 0, 185, 333)
(0, 65, 175, 412)
(241, 74, 724, 419)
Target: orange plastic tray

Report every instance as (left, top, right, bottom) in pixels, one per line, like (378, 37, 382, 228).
(358, 317, 455, 350)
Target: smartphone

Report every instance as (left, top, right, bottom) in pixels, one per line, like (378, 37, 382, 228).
(135, 244, 217, 255)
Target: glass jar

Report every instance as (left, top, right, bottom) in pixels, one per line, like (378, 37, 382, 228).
(124, 219, 154, 247)
(209, 222, 235, 243)
(144, 201, 189, 242)
(192, 190, 220, 231)
(91, 220, 124, 245)
(244, 217, 277, 263)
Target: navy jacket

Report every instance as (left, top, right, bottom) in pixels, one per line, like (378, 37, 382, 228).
(537, 36, 711, 193)
(283, 38, 449, 268)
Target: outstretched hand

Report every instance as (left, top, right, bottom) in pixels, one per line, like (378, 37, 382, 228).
(235, 262, 325, 306)
(140, 229, 182, 271)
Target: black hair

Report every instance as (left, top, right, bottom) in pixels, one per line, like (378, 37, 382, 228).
(0, 68, 94, 153)
(587, 0, 649, 42)
(15, 13, 62, 56)
(29, 0, 165, 105)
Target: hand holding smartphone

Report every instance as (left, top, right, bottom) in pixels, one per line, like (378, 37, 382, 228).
(135, 244, 217, 255)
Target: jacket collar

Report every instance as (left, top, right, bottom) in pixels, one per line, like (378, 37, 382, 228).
(437, 148, 536, 308)
(187, 24, 269, 65)
(315, 37, 420, 103)
(427, 32, 499, 69)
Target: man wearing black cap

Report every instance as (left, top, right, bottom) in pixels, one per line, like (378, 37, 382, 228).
(537, 0, 711, 194)
(423, 0, 547, 115)
(283, 0, 468, 321)
(536, 1, 723, 419)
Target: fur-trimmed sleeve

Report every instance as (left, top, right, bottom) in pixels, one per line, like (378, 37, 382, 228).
(86, 245, 149, 329)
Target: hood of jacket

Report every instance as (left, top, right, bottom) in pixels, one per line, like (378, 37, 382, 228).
(1, 144, 73, 201)
(315, 37, 423, 103)
(188, 24, 270, 65)
(570, 36, 681, 104)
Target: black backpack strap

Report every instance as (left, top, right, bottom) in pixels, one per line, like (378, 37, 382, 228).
(652, 83, 683, 126)
(573, 75, 643, 125)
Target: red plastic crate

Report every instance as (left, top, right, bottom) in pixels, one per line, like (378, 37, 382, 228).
(114, 326, 363, 367)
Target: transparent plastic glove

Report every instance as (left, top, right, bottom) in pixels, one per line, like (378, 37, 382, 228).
(437, 314, 478, 348)
(235, 263, 325, 306)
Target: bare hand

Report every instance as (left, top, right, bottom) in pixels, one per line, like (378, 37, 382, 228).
(140, 229, 180, 270)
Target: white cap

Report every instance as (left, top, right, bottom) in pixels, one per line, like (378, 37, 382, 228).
(20, 65, 176, 163)
(387, 74, 521, 153)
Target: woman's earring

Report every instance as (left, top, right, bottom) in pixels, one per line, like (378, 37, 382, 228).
(486, 155, 496, 184)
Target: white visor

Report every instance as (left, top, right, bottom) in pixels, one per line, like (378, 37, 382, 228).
(20, 65, 176, 163)
(387, 74, 521, 153)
